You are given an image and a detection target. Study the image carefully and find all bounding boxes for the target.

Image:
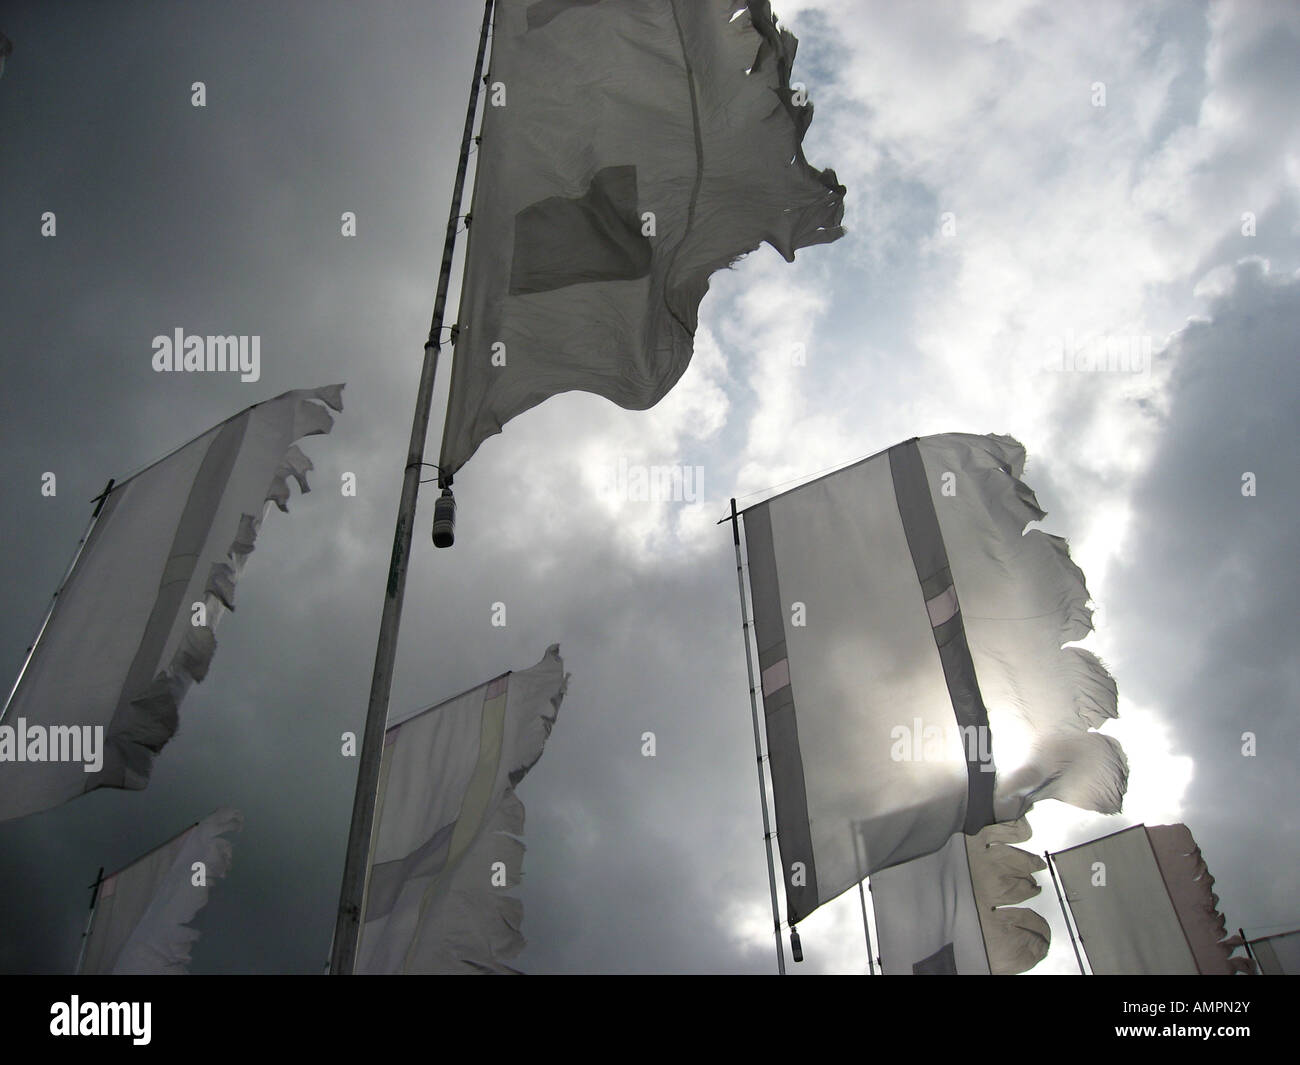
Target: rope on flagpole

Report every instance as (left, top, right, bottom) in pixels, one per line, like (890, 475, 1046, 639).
(729, 497, 787, 975)
(1045, 849, 1089, 974)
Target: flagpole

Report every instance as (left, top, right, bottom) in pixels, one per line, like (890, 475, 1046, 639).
(2, 478, 114, 724)
(849, 823, 876, 974)
(857, 883, 876, 974)
(1238, 927, 1260, 974)
(74, 866, 105, 974)
(1045, 849, 1088, 974)
(729, 498, 787, 975)
(868, 880, 882, 971)
(328, 0, 495, 976)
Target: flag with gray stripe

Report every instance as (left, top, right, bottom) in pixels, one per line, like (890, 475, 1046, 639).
(357, 645, 567, 974)
(741, 433, 1126, 925)
(0, 386, 343, 823)
(871, 817, 1050, 975)
(1052, 823, 1253, 974)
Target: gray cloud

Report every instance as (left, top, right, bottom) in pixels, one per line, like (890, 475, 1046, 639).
(1104, 259, 1300, 941)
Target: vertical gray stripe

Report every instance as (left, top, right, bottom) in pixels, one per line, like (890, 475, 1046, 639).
(961, 833, 994, 974)
(743, 505, 784, 670)
(743, 503, 819, 925)
(102, 417, 249, 785)
(888, 440, 995, 835)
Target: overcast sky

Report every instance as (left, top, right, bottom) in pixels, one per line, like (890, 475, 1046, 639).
(0, 0, 1296, 975)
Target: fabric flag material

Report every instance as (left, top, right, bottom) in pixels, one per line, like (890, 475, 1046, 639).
(79, 807, 242, 974)
(743, 433, 1126, 924)
(969, 819, 1052, 975)
(1052, 823, 1250, 974)
(1250, 929, 1300, 975)
(872, 831, 989, 975)
(1145, 824, 1251, 975)
(356, 645, 567, 974)
(872, 817, 1050, 975)
(0, 385, 344, 823)
(438, 0, 845, 477)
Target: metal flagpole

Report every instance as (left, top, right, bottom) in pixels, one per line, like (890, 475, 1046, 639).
(850, 823, 876, 973)
(328, 0, 495, 976)
(728, 498, 786, 975)
(74, 866, 105, 974)
(869, 880, 882, 971)
(857, 883, 876, 974)
(1045, 849, 1088, 974)
(3, 478, 114, 724)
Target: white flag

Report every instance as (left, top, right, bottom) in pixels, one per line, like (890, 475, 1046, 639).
(79, 807, 242, 974)
(438, 0, 845, 477)
(0, 385, 344, 823)
(1052, 823, 1251, 974)
(356, 645, 567, 974)
(743, 434, 1127, 924)
(872, 817, 1050, 975)
(872, 832, 990, 975)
